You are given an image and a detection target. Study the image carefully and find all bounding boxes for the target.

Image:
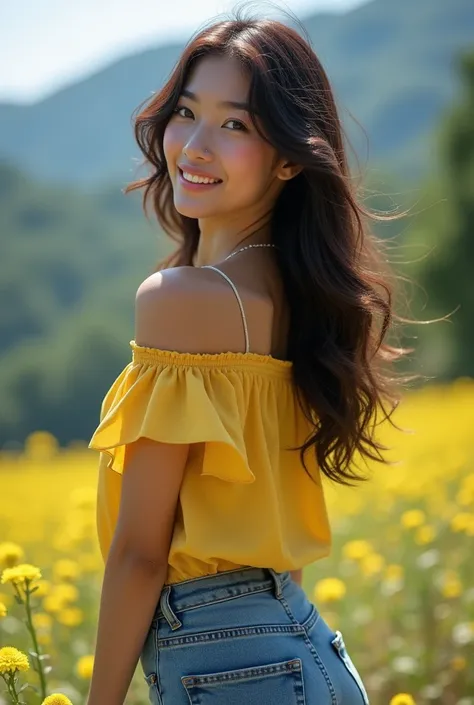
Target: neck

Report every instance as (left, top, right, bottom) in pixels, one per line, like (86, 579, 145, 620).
(192, 224, 272, 268)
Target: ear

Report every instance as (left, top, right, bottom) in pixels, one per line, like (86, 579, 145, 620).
(275, 159, 303, 181)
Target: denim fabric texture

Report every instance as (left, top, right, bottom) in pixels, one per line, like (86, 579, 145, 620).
(140, 566, 370, 705)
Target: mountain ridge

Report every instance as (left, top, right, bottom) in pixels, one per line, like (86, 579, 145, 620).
(0, 0, 472, 186)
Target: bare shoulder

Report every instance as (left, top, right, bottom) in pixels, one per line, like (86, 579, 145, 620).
(134, 265, 268, 354)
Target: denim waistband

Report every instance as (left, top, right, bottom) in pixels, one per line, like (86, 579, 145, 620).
(155, 567, 292, 630)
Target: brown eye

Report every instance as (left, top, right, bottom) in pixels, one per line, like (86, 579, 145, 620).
(224, 119, 247, 131)
(174, 106, 193, 118)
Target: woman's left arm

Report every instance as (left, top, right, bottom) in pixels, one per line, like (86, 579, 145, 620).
(86, 543, 168, 705)
(86, 437, 189, 705)
(87, 275, 195, 704)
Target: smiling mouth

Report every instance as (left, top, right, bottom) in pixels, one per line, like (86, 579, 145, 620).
(178, 167, 222, 187)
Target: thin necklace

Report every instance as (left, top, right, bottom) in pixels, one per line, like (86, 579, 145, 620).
(223, 243, 277, 261)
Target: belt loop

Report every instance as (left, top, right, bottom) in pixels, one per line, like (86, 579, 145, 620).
(268, 568, 283, 600)
(159, 585, 182, 631)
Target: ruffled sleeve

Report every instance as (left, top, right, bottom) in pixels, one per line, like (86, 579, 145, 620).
(88, 341, 264, 484)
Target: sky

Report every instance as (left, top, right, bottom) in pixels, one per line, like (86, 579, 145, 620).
(1, 0, 366, 104)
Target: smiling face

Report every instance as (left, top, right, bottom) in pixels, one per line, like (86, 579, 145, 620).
(163, 54, 288, 224)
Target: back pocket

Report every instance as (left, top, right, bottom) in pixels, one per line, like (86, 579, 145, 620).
(331, 631, 370, 704)
(181, 657, 306, 705)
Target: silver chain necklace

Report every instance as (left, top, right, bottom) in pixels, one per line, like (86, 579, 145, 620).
(223, 243, 276, 261)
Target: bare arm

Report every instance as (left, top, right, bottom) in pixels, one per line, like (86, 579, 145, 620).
(86, 548, 167, 705)
(86, 277, 192, 704)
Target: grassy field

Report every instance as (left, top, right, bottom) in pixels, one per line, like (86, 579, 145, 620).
(1, 380, 473, 705)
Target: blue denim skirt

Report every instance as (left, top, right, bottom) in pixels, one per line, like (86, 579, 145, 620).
(140, 566, 370, 704)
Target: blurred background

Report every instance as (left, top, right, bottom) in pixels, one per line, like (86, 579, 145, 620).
(0, 1, 473, 704)
(0, 0, 473, 447)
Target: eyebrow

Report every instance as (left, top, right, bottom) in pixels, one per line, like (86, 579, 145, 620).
(181, 88, 250, 112)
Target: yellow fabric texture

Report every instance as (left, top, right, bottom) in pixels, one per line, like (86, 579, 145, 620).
(88, 340, 332, 584)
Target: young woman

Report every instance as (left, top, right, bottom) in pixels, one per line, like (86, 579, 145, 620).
(87, 8, 413, 705)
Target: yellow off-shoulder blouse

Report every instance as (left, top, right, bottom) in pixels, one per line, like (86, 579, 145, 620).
(88, 340, 331, 585)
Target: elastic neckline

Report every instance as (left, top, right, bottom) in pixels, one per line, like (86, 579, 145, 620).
(130, 340, 293, 375)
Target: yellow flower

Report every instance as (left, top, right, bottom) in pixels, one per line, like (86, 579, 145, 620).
(42, 694, 73, 705)
(24, 431, 58, 460)
(450, 656, 466, 671)
(0, 542, 24, 568)
(57, 607, 84, 627)
(0, 602, 6, 618)
(457, 473, 474, 506)
(401, 510, 426, 529)
(0, 647, 29, 675)
(415, 525, 436, 545)
(361, 552, 385, 577)
(76, 654, 94, 679)
(389, 695, 416, 705)
(450, 512, 473, 532)
(53, 559, 80, 582)
(53, 584, 79, 603)
(441, 574, 462, 599)
(1, 564, 42, 588)
(384, 564, 404, 581)
(456, 488, 473, 506)
(314, 578, 346, 603)
(43, 595, 65, 614)
(342, 540, 373, 561)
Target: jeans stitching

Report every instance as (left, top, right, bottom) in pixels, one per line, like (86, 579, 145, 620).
(279, 595, 337, 705)
(181, 658, 306, 704)
(302, 606, 320, 633)
(182, 658, 302, 685)
(158, 622, 305, 648)
(152, 626, 164, 705)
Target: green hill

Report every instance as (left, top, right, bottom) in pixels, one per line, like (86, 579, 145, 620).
(0, 161, 173, 445)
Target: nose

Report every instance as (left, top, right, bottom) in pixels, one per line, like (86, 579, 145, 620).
(183, 128, 212, 161)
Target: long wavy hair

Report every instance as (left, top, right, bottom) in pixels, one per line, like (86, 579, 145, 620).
(124, 8, 420, 486)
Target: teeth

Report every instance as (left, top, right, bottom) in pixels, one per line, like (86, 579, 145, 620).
(182, 171, 219, 185)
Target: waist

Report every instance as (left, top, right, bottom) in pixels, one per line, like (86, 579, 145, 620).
(156, 566, 292, 622)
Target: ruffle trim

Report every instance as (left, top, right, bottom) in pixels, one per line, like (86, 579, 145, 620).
(130, 340, 293, 376)
(88, 357, 265, 483)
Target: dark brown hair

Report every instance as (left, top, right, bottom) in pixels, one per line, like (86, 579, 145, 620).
(125, 6, 420, 486)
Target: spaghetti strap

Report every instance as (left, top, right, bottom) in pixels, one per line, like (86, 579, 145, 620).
(200, 265, 250, 353)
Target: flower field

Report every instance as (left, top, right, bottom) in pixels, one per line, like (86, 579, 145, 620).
(0, 379, 473, 705)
